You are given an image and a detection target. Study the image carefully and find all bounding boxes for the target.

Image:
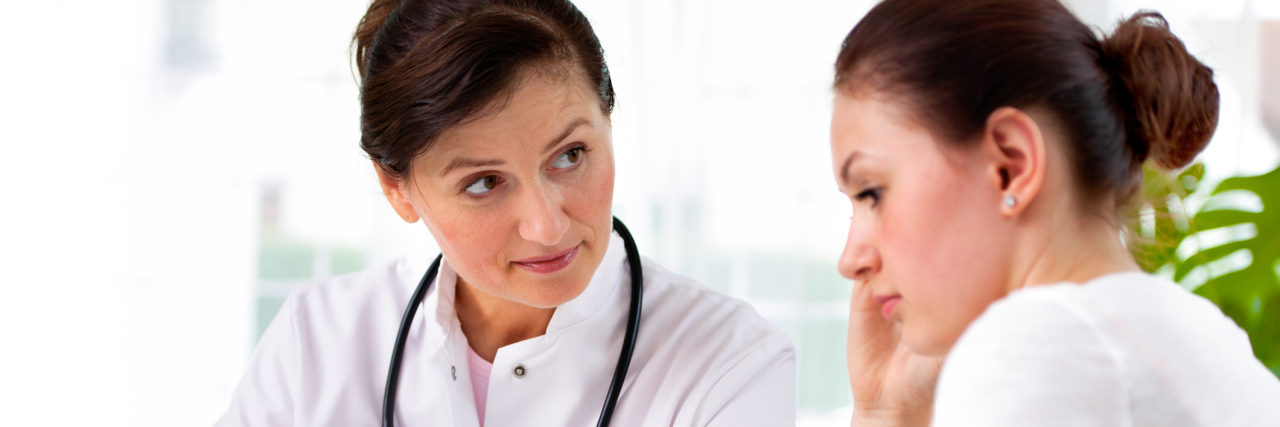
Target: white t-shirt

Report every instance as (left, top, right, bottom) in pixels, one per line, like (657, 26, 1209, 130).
(934, 271, 1280, 426)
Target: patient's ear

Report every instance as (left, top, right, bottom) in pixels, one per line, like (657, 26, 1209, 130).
(374, 161, 420, 223)
(979, 107, 1046, 217)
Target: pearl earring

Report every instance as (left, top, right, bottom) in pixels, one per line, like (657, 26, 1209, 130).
(1003, 195, 1017, 207)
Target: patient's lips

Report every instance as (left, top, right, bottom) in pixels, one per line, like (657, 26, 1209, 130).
(874, 294, 902, 320)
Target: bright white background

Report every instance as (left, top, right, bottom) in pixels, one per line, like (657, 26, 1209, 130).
(0, 0, 1275, 425)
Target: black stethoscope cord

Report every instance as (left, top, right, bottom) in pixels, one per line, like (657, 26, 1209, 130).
(597, 217, 643, 427)
(381, 252, 441, 427)
(382, 217, 644, 427)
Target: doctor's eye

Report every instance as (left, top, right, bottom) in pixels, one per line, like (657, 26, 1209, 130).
(855, 188, 881, 207)
(551, 147, 585, 169)
(465, 175, 501, 195)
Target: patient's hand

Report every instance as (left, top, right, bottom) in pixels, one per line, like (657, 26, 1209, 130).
(846, 280, 944, 427)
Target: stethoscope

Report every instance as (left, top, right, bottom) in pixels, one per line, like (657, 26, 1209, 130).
(382, 217, 644, 427)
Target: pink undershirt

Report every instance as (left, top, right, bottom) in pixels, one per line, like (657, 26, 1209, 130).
(466, 345, 493, 426)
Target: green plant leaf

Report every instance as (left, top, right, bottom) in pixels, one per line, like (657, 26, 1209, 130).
(1133, 162, 1280, 377)
(1186, 166, 1280, 373)
(1174, 241, 1248, 281)
(1191, 210, 1259, 232)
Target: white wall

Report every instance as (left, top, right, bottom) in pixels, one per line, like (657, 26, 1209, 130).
(0, 0, 1272, 425)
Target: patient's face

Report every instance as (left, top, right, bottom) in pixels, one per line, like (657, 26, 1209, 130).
(830, 92, 1013, 356)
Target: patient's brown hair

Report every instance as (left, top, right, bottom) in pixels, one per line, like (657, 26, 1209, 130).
(835, 0, 1218, 210)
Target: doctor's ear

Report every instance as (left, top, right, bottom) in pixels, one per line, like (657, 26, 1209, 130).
(374, 160, 421, 224)
(979, 107, 1047, 217)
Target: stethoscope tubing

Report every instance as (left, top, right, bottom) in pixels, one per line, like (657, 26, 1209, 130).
(382, 253, 442, 427)
(381, 217, 643, 427)
(596, 217, 643, 427)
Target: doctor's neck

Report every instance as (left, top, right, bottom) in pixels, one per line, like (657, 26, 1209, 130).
(454, 277, 556, 363)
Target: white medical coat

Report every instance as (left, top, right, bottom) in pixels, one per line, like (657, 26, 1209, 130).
(216, 232, 797, 426)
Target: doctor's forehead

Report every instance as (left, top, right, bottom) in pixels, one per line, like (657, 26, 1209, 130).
(439, 78, 599, 142)
(409, 75, 608, 178)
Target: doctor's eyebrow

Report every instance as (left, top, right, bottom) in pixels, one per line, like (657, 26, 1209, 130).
(543, 118, 592, 152)
(441, 158, 505, 176)
(439, 119, 592, 177)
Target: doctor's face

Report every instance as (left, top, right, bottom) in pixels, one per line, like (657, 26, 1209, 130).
(830, 93, 1013, 356)
(390, 71, 615, 309)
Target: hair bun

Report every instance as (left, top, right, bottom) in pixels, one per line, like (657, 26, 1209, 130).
(1100, 11, 1219, 170)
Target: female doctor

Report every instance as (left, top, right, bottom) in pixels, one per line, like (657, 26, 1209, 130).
(214, 0, 795, 426)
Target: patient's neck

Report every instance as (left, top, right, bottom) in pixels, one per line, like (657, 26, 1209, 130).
(1015, 211, 1141, 292)
(454, 276, 555, 363)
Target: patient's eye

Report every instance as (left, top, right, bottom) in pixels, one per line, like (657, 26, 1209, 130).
(855, 188, 881, 207)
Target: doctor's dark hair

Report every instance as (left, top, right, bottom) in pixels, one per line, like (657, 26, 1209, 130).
(834, 0, 1218, 210)
(353, 0, 614, 180)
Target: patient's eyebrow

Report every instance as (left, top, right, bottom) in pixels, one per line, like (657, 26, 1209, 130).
(840, 151, 862, 185)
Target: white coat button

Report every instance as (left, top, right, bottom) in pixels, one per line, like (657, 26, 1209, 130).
(451, 366, 456, 381)
(513, 364, 526, 378)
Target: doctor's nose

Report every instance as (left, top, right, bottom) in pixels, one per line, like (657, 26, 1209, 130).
(517, 182, 570, 247)
(837, 223, 880, 282)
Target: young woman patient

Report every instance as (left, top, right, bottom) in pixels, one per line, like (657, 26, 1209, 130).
(826, 0, 1280, 425)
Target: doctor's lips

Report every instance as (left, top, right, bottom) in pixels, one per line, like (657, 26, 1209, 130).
(873, 294, 901, 320)
(512, 244, 580, 274)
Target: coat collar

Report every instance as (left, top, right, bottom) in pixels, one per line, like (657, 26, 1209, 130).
(546, 231, 627, 334)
